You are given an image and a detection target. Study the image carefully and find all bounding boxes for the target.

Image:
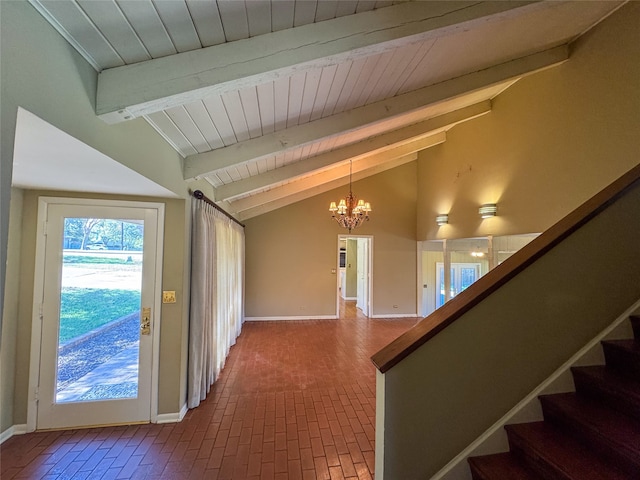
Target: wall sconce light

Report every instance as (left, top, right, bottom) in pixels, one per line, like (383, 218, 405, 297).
(479, 203, 497, 218)
(436, 214, 449, 226)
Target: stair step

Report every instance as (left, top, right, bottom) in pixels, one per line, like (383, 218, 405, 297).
(602, 339, 640, 377)
(631, 315, 640, 340)
(540, 392, 640, 475)
(505, 421, 629, 479)
(572, 365, 640, 421)
(468, 452, 542, 480)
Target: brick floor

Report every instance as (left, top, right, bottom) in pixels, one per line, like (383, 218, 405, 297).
(1, 301, 416, 479)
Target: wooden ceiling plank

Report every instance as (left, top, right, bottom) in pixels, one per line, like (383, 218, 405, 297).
(225, 135, 438, 209)
(271, 0, 295, 32)
(245, 0, 271, 37)
(322, 62, 354, 118)
(336, 1, 359, 18)
(202, 95, 237, 146)
(184, 102, 224, 150)
(30, 0, 124, 70)
(256, 82, 276, 135)
(184, 45, 567, 180)
(332, 57, 367, 115)
(165, 105, 209, 153)
(315, 0, 339, 22)
(117, 0, 177, 58)
(77, 0, 151, 64)
(273, 77, 290, 132)
(221, 91, 250, 142)
(231, 151, 419, 212)
(293, 0, 317, 28)
(152, 0, 201, 53)
(97, 1, 539, 122)
(184, 0, 226, 47)
(217, 0, 249, 42)
(299, 69, 322, 124)
(235, 153, 418, 220)
(309, 65, 338, 122)
(213, 125, 450, 202)
(238, 86, 263, 139)
(287, 72, 307, 128)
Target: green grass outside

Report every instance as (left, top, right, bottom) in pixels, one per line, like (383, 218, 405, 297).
(59, 287, 141, 343)
(64, 255, 141, 265)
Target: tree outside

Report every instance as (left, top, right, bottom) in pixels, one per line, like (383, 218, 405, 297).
(64, 218, 143, 250)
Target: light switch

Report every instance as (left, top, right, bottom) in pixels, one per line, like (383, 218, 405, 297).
(163, 291, 176, 303)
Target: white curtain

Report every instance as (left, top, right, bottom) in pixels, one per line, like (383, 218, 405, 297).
(188, 198, 244, 409)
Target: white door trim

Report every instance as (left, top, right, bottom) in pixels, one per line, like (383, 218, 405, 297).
(336, 235, 373, 317)
(27, 196, 165, 432)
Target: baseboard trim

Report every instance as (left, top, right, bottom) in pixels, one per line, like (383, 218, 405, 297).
(370, 314, 419, 319)
(1, 424, 28, 444)
(245, 315, 338, 321)
(155, 403, 187, 424)
(431, 297, 640, 480)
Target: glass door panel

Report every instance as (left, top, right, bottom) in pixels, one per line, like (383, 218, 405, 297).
(55, 218, 143, 403)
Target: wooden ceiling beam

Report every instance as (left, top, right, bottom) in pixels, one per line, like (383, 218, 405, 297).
(97, 1, 538, 123)
(214, 128, 451, 202)
(183, 45, 567, 180)
(235, 154, 418, 221)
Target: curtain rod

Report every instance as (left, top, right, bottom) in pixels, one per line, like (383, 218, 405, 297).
(190, 190, 245, 228)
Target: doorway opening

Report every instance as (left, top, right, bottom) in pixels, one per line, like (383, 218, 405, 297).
(27, 197, 164, 431)
(419, 234, 540, 316)
(336, 235, 373, 318)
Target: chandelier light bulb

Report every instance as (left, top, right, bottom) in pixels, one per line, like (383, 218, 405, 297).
(328, 160, 372, 232)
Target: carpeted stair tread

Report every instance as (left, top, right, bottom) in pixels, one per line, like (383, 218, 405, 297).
(505, 421, 630, 479)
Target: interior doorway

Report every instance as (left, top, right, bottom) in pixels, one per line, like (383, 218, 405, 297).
(336, 235, 372, 318)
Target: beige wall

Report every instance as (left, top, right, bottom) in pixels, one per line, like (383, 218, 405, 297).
(11, 191, 188, 426)
(416, 2, 640, 242)
(382, 4, 640, 478)
(244, 163, 418, 318)
(1, 189, 24, 432)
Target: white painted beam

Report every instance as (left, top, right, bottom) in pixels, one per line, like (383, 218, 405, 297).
(184, 45, 567, 180)
(97, 1, 538, 123)
(235, 153, 418, 221)
(230, 149, 421, 212)
(215, 129, 449, 202)
(214, 103, 487, 201)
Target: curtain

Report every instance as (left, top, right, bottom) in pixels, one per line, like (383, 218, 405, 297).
(188, 198, 244, 409)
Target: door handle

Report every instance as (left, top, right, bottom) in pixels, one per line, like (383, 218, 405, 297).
(141, 307, 151, 335)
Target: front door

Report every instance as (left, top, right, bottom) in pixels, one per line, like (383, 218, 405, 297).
(32, 199, 162, 430)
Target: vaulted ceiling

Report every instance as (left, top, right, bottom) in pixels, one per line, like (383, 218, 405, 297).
(29, 0, 623, 220)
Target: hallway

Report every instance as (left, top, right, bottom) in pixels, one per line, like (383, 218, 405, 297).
(1, 302, 416, 479)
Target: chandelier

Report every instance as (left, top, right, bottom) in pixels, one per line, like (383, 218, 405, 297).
(329, 160, 371, 232)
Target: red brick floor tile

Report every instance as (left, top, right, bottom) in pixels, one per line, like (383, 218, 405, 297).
(2, 300, 415, 479)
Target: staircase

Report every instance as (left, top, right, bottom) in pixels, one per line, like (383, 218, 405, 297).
(468, 315, 640, 479)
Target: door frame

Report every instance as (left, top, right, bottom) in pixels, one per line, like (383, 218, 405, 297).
(26, 196, 165, 432)
(336, 235, 373, 317)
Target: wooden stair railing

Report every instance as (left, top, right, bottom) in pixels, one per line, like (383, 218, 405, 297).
(467, 315, 640, 479)
(371, 162, 640, 374)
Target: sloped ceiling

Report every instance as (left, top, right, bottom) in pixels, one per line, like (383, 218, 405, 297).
(28, 0, 624, 220)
